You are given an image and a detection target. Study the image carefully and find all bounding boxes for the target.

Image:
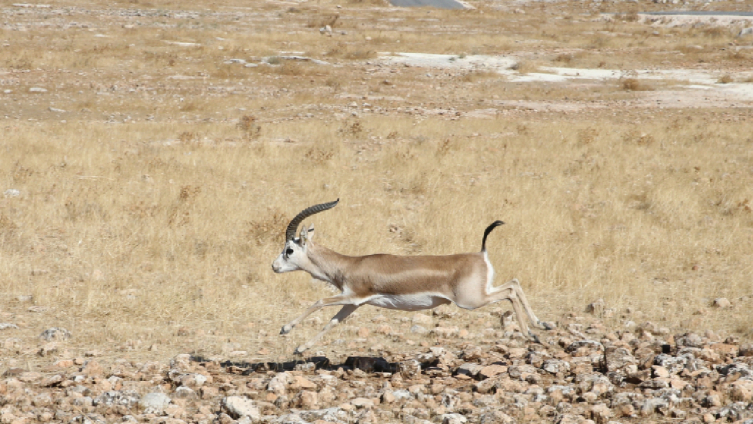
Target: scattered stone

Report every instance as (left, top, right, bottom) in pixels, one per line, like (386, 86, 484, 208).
(410, 324, 429, 334)
(3, 189, 20, 198)
(222, 396, 261, 421)
(740, 343, 753, 357)
(350, 397, 374, 408)
(586, 299, 605, 315)
(0, 323, 19, 330)
(478, 364, 507, 379)
(412, 313, 433, 325)
(432, 326, 459, 337)
(442, 413, 467, 424)
(138, 392, 171, 414)
(712, 298, 731, 308)
(456, 362, 483, 378)
(39, 327, 71, 341)
(29, 87, 47, 93)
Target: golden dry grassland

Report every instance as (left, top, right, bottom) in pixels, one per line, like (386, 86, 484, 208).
(1, 0, 752, 363)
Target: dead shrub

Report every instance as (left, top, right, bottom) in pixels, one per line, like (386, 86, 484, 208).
(436, 139, 454, 158)
(460, 70, 497, 83)
(325, 77, 341, 91)
(702, 27, 726, 38)
(622, 129, 655, 146)
(307, 14, 339, 29)
(345, 49, 376, 60)
(620, 11, 640, 22)
(277, 61, 308, 76)
(339, 120, 364, 137)
(577, 128, 599, 145)
(510, 61, 538, 75)
(718, 74, 733, 84)
(620, 78, 652, 91)
(326, 42, 377, 60)
(304, 146, 336, 165)
(178, 131, 199, 143)
(246, 211, 289, 246)
(238, 115, 261, 140)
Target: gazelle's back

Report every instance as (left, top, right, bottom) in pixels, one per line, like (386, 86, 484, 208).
(344, 252, 486, 295)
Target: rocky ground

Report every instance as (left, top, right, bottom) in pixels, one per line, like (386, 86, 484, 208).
(2, 305, 753, 424)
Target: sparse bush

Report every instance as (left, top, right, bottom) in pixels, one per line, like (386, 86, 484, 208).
(246, 211, 289, 246)
(307, 14, 339, 29)
(238, 115, 261, 140)
(620, 11, 640, 22)
(510, 61, 538, 75)
(703, 27, 726, 38)
(620, 78, 653, 91)
(460, 70, 497, 83)
(577, 128, 599, 145)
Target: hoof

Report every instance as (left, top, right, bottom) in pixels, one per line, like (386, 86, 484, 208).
(540, 321, 556, 331)
(293, 346, 307, 356)
(280, 325, 293, 335)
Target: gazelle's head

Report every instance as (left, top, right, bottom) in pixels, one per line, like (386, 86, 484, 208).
(272, 199, 339, 274)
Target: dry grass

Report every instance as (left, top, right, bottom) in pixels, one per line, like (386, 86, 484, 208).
(620, 77, 653, 91)
(0, 0, 751, 363)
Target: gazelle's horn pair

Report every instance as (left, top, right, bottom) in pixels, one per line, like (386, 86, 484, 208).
(285, 199, 339, 241)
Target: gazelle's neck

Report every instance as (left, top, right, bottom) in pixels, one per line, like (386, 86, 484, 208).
(306, 244, 351, 291)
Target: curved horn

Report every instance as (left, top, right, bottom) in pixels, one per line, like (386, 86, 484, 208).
(285, 199, 339, 241)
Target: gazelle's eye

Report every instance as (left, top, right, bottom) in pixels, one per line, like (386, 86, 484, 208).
(286, 248, 294, 256)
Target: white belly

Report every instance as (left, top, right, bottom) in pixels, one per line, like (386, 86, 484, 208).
(364, 293, 451, 311)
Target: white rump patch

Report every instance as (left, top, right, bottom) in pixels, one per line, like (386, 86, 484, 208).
(364, 293, 451, 311)
(484, 251, 495, 294)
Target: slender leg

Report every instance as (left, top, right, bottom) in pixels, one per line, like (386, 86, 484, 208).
(480, 286, 530, 335)
(295, 304, 360, 355)
(280, 294, 354, 335)
(507, 279, 545, 329)
(489, 279, 545, 330)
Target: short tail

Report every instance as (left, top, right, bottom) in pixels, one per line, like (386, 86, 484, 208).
(481, 220, 505, 252)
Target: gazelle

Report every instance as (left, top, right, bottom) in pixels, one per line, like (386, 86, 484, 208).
(272, 199, 545, 354)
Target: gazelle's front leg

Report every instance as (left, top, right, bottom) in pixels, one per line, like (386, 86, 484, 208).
(280, 294, 353, 335)
(295, 304, 359, 355)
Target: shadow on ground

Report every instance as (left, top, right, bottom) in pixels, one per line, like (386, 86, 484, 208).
(192, 356, 400, 375)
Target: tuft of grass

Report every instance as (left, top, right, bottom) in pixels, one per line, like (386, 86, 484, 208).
(510, 60, 539, 75)
(620, 78, 653, 91)
(718, 74, 733, 84)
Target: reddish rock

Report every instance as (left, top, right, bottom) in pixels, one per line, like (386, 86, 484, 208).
(478, 364, 507, 380)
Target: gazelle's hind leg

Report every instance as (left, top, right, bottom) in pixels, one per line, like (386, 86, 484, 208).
(294, 304, 359, 355)
(473, 279, 545, 338)
(506, 279, 546, 330)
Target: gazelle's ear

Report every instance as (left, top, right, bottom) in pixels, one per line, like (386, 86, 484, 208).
(299, 225, 309, 245)
(306, 224, 315, 241)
